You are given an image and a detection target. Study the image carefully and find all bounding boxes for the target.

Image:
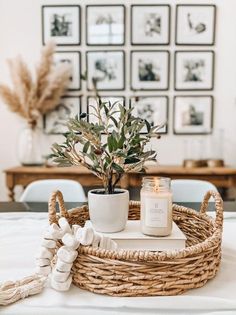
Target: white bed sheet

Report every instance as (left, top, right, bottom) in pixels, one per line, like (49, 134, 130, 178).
(0, 212, 236, 315)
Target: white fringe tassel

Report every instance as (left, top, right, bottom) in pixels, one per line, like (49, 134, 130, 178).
(0, 274, 47, 306)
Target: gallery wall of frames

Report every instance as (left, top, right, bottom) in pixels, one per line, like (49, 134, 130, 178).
(41, 3, 216, 136)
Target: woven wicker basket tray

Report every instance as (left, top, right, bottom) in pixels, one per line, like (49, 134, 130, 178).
(48, 190, 223, 297)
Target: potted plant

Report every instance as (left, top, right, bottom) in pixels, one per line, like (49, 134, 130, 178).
(51, 96, 162, 232)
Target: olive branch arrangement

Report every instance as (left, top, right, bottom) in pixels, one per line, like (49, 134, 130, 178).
(51, 80, 163, 194)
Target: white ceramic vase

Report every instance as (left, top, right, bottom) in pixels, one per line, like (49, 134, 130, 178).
(88, 189, 129, 233)
(17, 124, 44, 166)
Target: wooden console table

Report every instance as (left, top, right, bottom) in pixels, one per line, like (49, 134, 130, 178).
(4, 165, 236, 201)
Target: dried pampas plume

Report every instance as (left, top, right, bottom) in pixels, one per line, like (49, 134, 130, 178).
(0, 42, 71, 127)
(36, 41, 55, 98)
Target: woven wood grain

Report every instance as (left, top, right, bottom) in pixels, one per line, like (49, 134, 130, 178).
(49, 190, 223, 297)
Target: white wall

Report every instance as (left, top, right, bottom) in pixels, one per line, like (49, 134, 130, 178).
(0, 0, 236, 200)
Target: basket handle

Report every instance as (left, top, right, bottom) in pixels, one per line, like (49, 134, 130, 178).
(200, 190, 223, 229)
(48, 190, 69, 225)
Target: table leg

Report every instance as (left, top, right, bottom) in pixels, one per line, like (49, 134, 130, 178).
(6, 174, 15, 201)
(120, 174, 129, 190)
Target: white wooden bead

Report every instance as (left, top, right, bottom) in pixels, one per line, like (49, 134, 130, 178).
(51, 275, 72, 291)
(48, 223, 64, 239)
(56, 259, 73, 272)
(42, 230, 56, 240)
(110, 240, 118, 251)
(77, 227, 94, 246)
(99, 236, 108, 249)
(105, 238, 111, 250)
(36, 258, 50, 267)
(92, 233, 101, 248)
(62, 233, 80, 249)
(42, 239, 57, 249)
(84, 221, 92, 228)
(57, 246, 78, 264)
(36, 265, 51, 276)
(58, 217, 71, 234)
(52, 269, 70, 282)
(75, 228, 83, 242)
(36, 247, 54, 260)
(72, 224, 81, 235)
(99, 237, 116, 250)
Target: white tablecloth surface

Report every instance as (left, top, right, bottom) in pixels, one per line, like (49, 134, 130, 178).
(0, 212, 236, 315)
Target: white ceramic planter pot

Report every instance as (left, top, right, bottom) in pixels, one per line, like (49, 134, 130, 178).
(88, 189, 129, 233)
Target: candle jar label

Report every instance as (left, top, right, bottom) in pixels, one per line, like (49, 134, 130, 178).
(145, 198, 168, 228)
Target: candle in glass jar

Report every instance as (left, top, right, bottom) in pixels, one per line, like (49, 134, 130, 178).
(140, 177, 172, 236)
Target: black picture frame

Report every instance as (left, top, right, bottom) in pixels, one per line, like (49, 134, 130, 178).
(174, 50, 215, 91)
(130, 96, 169, 134)
(131, 50, 170, 91)
(173, 95, 214, 135)
(54, 51, 81, 91)
(175, 4, 216, 46)
(86, 5, 125, 46)
(131, 5, 170, 45)
(44, 96, 81, 135)
(42, 5, 81, 46)
(86, 50, 125, 91)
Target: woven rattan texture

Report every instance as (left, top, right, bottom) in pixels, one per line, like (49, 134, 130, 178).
(49, 190, 223, 297)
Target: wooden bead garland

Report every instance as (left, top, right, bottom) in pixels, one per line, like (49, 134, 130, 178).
(35, 218, 118, 292)
(0, 216, 118, 305)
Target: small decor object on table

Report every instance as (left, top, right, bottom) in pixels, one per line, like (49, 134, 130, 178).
(86, 5, 125, 45)
(183, 159, 207, 168)
(87, 219, 186, 251)
(140, 177, 172, 236)
(42, 5, 81, 46)
(176, 5, 216, 45)
(208, 129, 225, 167)
(47, 190, 223, 296)
(131, 50, 169, 91)
(131, 5, 170, 45)
(86, 50, 125, 91)
(175, 50, 214, 91)
(0, 42, 71, 165)
(51, 91, 162, 232)
(174, 95, 213, 135)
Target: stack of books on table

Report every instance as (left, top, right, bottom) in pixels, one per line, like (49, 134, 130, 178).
(87, 220, 186, 251)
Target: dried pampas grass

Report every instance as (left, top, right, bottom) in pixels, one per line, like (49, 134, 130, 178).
(37, 64, 71, 114)
(0, 42, 70, 126)
(36, 41, 55, 98)
(0, 85, 23, 116)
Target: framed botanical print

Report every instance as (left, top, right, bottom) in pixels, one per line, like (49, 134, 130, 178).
(87, 96, 125, 132)
(44, 96, 81, 134)
(176, 5, 216, 45)
(131, 5, 170, 45)
(86, 51, 125, 91)
(54, 51, 81, 91)
(131, 51, 169, 91)
(130, 96, 168, 134)
(173, 96, 213, 135)
(86, 5, 125, 45)
(175, 51, 214, 91)
(42, 5, 81, 45)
